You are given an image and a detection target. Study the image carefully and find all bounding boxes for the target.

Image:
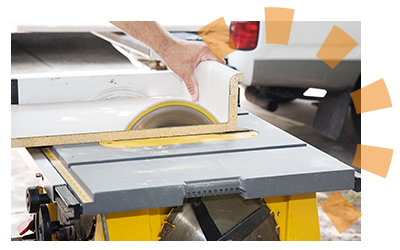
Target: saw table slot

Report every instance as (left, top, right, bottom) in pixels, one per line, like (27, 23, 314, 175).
(99, 130, 258, 149)
(52, 113, 308, 168)
(62, 143, 306, 168)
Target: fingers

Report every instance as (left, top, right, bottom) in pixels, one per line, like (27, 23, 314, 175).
(190, 86, 199, 102)
(188, 75, 199, 102)
(168, 42, 223, 103)
(189, 56, 223, 102)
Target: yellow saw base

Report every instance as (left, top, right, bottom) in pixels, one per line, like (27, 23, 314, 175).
(93, 193, 321, 241)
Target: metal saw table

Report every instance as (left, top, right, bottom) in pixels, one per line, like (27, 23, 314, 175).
(21, 108, 357, 241)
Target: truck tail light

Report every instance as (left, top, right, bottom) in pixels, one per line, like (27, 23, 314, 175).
(229, 21, 260, 50)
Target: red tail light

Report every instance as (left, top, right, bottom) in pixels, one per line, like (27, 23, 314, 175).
(229, 21, 260, 50)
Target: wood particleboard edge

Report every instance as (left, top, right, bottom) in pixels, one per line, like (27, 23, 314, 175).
(11, 73, 242, 148)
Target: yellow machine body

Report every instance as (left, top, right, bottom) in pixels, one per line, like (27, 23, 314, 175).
(94, 208, 173, 241)
(93, 193, 320, 241)
(262, 193, 321, 241)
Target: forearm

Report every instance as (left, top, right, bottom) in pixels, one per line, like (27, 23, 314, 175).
(110, 21, 178, 58)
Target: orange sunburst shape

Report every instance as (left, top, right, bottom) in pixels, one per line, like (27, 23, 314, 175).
(350, 78, 392, 114)
(264, 7, 295, 45)
(316, 25, 358, 69)
(320, 191, 362, 234)
(197, 17, 237, 61)
(353, 144, 394, 178)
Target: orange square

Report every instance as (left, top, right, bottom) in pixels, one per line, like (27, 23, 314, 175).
(198, 17, 237, 60)
(350, 78, 392, 114)
(264, 7, 295, 21)
(264, 7, 295, 45)
(320, 191, 362, 234)
(316, 25, 358, 69)
(352, 144, 394, 178)
(265, 21, 292, 45)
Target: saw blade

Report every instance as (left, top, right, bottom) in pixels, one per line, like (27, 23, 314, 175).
(126, 101, 218, 130)
(159, 194, 280, 241)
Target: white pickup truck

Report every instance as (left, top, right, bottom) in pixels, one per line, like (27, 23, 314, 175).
(227, 21, 361, 140)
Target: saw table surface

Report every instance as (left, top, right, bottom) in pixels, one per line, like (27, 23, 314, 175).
(34, 109, 355, 215)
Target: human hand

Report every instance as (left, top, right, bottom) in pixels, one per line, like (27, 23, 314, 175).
(110, 21, 225, 102)
(160, 40, 225, 102)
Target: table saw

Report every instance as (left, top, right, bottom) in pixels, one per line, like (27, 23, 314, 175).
(12, 30, 359, 241)
(17, 105, 358, 241)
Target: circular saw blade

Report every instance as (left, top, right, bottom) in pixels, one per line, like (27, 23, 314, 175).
(126, 101, 218, 130)
(159, 194, 280, 241)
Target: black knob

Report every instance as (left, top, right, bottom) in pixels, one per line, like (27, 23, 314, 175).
(26, 186, 50, 214)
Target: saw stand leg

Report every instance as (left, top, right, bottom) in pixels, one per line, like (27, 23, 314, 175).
(262, 193, 321, 241)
